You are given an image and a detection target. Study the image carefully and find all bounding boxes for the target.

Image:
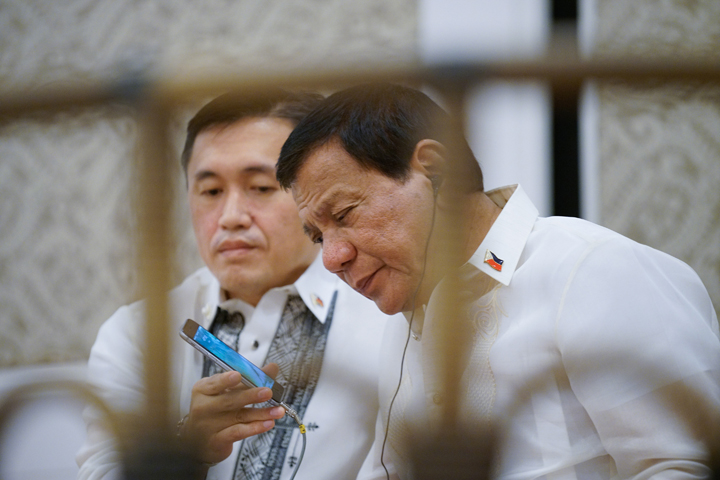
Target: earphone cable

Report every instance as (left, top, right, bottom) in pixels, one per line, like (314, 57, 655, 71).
(379, 193, 438, 480)
(282, 404, 307, 480)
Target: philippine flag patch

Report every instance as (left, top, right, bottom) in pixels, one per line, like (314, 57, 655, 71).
(484, 249, 504, 272)
(311, 293, 324, 308)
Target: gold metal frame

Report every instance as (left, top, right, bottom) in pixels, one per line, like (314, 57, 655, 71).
(1, 52, 718, 477)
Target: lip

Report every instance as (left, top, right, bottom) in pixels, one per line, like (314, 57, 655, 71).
(217, 239, 257, 255)
(354, 268, 381, 297)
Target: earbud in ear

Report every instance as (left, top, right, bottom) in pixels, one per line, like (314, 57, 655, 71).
(430, 175, 442, 197)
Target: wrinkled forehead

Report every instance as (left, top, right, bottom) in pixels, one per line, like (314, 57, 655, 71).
(291, 144, 367, 215)
(290, 166, 342, 216)
(292, 140, 355, 187)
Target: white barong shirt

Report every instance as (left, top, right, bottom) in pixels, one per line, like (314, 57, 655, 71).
(77, 254, 393, 480)
(359, 185, 720, 480)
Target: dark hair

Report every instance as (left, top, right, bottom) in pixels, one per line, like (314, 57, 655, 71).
(181, 88, 324, 175)
(276, 83, 483, 191)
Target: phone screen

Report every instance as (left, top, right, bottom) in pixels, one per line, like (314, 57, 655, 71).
(186, 321, 275, 390)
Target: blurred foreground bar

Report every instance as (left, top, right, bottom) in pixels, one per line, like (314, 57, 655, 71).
(0, 50, 718, 478)
(2, 55, 720, 118)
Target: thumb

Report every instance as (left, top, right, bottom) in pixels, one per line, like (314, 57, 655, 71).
(262, 362, 280, 381)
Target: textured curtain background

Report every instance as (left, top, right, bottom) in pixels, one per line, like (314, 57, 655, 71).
(0, 0, 416, 367)
(592, 0, 720, 320)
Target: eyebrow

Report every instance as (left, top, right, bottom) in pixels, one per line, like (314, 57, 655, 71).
(192, 170, 218, 183)
(299, 187, 356, 239)
(242, 164, 276, 175)
(314, 188, 351, 215)
(192, 164, 276, 183)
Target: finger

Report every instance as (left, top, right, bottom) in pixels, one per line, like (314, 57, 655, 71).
(192, 385, 275, 429)
(216, 418, 277, 446)
(234, 405, 285, 425)
(202, 412, 281, 463)
(187, 394, 282, 451)
(262, 363, 279, 380)
(220, 385, 275, 411)
(200, 418, 277, 463)
(192, 370, 242, 396)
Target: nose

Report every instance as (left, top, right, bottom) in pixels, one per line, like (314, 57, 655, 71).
(218, 190, 252, 230)
(322, 236, 356, 274)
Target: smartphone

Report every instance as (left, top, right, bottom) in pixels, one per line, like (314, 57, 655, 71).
(180, 319, 285, 404)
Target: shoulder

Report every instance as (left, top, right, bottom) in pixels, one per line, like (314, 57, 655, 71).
(523, 216, 704, 291)
(513, 216, 634, 302)
(546, 219, 719, 374)
(517, 216, 717, 347)
(171, 266, 216, 300)
(539, 217, 711, 305)
(94, 267, 218, 351)
(93, 301, 144, 354)
(529, 216, 623, 256)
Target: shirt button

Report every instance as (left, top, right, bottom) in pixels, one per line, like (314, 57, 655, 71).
(432, 393, 443, 405)
(252, 340, 259, 350)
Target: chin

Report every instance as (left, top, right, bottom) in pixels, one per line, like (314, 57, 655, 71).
(367, 279, 416, 315)
(372, 294, 407, 316)
(216, 269, 260, 290)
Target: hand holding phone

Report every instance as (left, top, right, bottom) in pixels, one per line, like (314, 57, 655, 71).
(179, 319, 307, 478)
(180, 319, 285, 403)
(177, 319, 288, 465)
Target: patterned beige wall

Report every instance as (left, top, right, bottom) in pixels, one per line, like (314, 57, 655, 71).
(0, 0, 417, 366)
(593, 0, 720, 319)
(2, 0, 718, 367)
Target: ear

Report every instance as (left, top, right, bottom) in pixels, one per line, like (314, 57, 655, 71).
(409, 139, 447, 180)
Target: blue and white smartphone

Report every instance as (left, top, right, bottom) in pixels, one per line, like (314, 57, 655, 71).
(180, 319, 285, 404)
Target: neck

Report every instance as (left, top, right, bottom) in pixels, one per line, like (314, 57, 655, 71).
(463, 191, 502, 262)
(415, 190, 501, 308)
(222, 288, 265, 307)
(438, 189, 501, 264)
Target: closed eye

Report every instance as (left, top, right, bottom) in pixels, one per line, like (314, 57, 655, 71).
(336, 207, 353, 223)
(303, 225, 323, 245)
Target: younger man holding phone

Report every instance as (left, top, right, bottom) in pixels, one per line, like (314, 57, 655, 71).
(77, 90, 393, 480)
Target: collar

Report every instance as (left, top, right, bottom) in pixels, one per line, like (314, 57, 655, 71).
(405, 184, 537, 337)
(466, 184, 538, 286)
(198, 253, 337, 326)
(293, 252, 338, 323)
(402, 185, 537, 334)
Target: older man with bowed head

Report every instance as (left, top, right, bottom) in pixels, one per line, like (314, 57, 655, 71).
(77, 89, 396, 480)
(276, 83, 720, 479)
